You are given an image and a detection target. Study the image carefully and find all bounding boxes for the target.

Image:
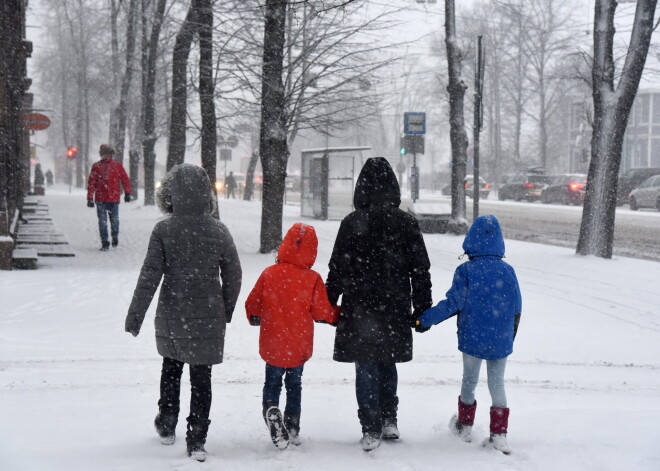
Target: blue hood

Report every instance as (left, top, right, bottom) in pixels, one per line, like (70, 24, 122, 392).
(462, 215, 505, 258)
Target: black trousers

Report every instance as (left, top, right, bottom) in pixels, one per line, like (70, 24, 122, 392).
(159, 357, 213, 422)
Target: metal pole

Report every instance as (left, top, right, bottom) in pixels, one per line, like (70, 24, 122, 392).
(412, 152, 418, 202)
(473, 36, 484, 221)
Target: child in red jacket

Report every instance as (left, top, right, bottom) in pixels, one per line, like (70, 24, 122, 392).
(245, 223, 339, 449)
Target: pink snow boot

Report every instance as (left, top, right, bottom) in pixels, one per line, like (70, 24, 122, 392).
(448, 396, 476, 442)
(483, 406, 511, 455)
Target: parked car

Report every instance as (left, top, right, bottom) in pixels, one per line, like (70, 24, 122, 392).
(629, 175, 660, 211)
(617, 167, 660, 205)
(441, 175, 491, 199)
(541, 174, 588, 205)
(498, 173, 551, 201)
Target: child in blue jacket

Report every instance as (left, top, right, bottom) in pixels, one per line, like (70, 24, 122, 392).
(417, 215, 522, 455)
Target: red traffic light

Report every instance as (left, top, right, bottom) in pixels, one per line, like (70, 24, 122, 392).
(66, 146, 78, 159)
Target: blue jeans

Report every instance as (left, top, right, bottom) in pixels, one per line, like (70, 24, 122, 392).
(460, 353, 508, 408)
(96, 202, 119, 244)
(355, 362, 398, 411)
(263, 363, 304, 416)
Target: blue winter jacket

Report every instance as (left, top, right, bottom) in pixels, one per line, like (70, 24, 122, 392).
(419, 215, 522, 360)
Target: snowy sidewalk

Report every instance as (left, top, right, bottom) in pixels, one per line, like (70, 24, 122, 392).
(1, 186, 659, 471)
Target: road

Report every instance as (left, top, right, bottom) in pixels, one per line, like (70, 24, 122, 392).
(285, 189, 660, 261)
(465, 198, 660, 261)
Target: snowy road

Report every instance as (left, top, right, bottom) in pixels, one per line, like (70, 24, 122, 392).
(1, 186, 659, 471)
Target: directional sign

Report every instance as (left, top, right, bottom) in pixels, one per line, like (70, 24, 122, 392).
(404, 112, 426, 135)
(219, 148, 232, 161)
(22, 113, 51, 131)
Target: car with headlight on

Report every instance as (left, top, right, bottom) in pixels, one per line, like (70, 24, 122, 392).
(498, 173, 551, 202)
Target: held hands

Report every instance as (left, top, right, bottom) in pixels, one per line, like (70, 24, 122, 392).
(249, 315, 261, 326)
(412, 309, 431, 333)
(124, 193, 131, 203)
(87, 200, 95, 208)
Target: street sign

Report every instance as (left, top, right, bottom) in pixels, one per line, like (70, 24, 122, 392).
(219, 135, 238, 148)
(22, 113, 51, 131)
(404, 112, 426, 135)
(402, 134, 424, 154)
(219, 148, 232, 161)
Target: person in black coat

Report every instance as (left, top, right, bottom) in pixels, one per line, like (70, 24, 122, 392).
(325, 157, 432, 451)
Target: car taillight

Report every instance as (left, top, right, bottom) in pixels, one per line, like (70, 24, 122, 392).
(484, 184, 490, 189)
(525, 183, 534, 188)
(569, 183, 585, 190)
(464, 182, 469, 188)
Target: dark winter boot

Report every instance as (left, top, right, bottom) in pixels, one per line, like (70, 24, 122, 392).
(449, 396, 476, 443)
(111, 237, 118, 247)
(358, 408, 382, 451)
(265, 406, 289, 450)
(154, 412, 178, 445)
(186, 417, 211, 462)
(381, 396, 400, 440)
(284, 413, 301, 446)
(100, 241, 110, 251)
(482, 406, 511, 455)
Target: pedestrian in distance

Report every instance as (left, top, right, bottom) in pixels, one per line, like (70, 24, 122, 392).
(224, 171, 237, 199)
(86, 144, 131, 251)
(245, 222, 340, 450)
(124, 163, 242, 462)
(325, 157, 433, 452)
(45, 169, 54, 186)
(417, 214, 522, 455)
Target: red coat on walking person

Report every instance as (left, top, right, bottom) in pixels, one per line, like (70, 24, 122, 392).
(87, 150, 131, 203)
(245, 223, 339, 368)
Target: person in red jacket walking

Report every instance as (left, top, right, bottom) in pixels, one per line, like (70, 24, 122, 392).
(245, 222, 339, 450)
(87, 144, 132, 251)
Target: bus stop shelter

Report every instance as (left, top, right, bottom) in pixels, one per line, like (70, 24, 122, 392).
(301, 146, 371, 220)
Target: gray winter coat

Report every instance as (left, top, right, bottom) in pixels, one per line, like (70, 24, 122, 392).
(125, 164, 242, 365)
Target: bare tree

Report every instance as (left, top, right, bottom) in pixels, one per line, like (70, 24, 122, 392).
(577, 0, 658, 259)
(141, 0, 167, 206)
(258, 0, 288, 253)
(111, 0, 138, 166)
(445, 0, 468, 234)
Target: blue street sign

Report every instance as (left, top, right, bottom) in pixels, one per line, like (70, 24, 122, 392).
(404, 112, 426, 135)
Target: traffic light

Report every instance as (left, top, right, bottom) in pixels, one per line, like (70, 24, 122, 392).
(66, 146, 78, 159)
(400, 146, 406, 155)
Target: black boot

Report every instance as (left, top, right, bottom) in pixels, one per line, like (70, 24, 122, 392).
(284, 413, 301, 446)
(111, 237, 118, 247)
(154, 412, 178, 445)
(358, 408, 382, 451)
(100, 241, 110, 251)
(381, 396, 400, 440)
(186, 417, 210, 462)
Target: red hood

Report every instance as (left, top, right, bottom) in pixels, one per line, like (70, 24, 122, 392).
(277, 223, 317, 268)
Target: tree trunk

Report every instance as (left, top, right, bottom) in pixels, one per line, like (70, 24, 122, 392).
(576, 0, 657, 258)
(259, 0, 288, 253)
(141, 0, 167, 205)
(243, 151, 259, 201)
(166, 2, 197, 171)
(445, 0, 468, 234)
(196, 0, 217, 210)
(112, 0, 138, 166)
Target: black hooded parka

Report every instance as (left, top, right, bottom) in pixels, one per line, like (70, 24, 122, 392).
(326, 157, 432, 363)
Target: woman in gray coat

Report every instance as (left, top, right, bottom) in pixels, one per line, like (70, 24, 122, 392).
(125, 164, 242, 462)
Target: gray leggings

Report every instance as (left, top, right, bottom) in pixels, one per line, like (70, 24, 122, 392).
(460, 353, 508, 408)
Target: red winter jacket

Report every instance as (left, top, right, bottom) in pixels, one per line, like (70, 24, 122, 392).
(87, 157, 131, 203)
(245, 223, 340, 368)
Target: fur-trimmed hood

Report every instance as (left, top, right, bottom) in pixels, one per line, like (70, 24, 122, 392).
(156, 164, 217, 216)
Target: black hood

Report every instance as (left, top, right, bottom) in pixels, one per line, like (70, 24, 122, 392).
(157, 163, 215, 216)
(353, 157, 401, 210)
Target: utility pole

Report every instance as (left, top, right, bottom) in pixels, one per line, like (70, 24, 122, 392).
(472, 36, 485, 221)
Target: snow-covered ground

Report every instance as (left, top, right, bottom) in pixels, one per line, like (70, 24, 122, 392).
(1, 185, 659, 471)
